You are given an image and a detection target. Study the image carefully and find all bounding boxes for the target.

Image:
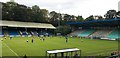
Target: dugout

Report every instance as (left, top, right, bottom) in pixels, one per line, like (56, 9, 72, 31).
(46, 48, 81, 58)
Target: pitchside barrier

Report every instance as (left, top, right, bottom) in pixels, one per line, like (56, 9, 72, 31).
(46, 48, 81, 58)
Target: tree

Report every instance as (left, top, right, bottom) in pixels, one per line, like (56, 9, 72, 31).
(49, 11, 59, 21)
(54, 25, 71, 35)
(70, 15, 76, 22)
(40, 9, 49, 22)
(85, 15, 94, 21)
(76, 16, 84, 22)
(104, 10, 117, 19)
(64, 14, 71, 21)
(31, 5, 41, 22)
(26, 7, 33, 22)
(2, 2, 49, 23)
(32, 5, 40, 13)
(116, 11, 120, 18)
(13, 4, 28, 21)
(2, 2, 18, 20)
(31, 5, 48, 23)
(49, 11, 60, 26)
(49, 11, 57, 19)
(2, 2, 30, 22)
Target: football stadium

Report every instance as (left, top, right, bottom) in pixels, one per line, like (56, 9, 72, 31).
(1, 18, 120, 58)
(0, 0, 120, 58)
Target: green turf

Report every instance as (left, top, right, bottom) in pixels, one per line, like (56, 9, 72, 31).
(2, 36, 118, 57)
(0, 37, 2, 57)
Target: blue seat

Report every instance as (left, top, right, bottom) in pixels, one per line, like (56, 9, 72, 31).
(0, 31, 4, 36)
(8, 30, 19, 36)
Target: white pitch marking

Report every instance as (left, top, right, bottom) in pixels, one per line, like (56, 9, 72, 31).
(4, 43, 20, 58)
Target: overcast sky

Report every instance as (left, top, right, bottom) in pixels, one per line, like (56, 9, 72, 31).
(0, 0, 119, 18)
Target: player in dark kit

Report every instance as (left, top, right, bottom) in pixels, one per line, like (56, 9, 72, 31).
(65, 35, 68, 43)
(31, 38, 34, 43)
(26, 40, 28, 42)
(23, 54, 27, 58)
(42, 37, 45, 41)
(10, 36, 12, 40)
(4, 36, 6, 39)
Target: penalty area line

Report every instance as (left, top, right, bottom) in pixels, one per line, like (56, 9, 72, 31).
(4, 43, 20, 58)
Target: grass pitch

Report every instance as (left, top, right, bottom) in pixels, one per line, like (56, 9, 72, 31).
(1, 36, 118, 57)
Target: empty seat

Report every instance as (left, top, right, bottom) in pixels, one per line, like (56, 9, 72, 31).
(8, 30, 19, 37)
(108, 29, 120, 39)
(78, 29, 95, 37)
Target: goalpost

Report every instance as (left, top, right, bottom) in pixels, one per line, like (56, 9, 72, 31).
(46, 48, 81, 58)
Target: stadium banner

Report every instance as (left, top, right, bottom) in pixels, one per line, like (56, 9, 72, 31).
(0, 2, 2, 57)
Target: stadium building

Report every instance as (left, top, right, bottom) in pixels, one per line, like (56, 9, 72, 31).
(0, 19, 119, 40)
(67, 18, 120, 40)
(0, 19, 119, 58)
(0, 20, 56, 37)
